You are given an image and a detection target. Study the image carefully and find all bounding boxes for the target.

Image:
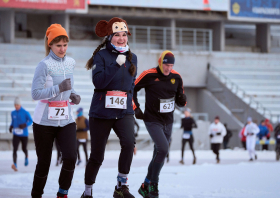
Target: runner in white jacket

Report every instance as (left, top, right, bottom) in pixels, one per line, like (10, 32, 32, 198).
(244, 117, 260, 161)
(208, 116, 226, 163)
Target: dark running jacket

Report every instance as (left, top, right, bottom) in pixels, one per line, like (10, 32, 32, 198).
(89, 42, 137, 119)
(181, 117, 197, 131)
(133, 66, 185, 125)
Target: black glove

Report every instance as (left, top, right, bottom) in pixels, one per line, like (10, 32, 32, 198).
(18, 123, 27, 129)
(76, 129, 83, 132)
(210, 134, 214, 138)
(70, 93, 81, 105)
(135, 108, 144, 120)
(9, 126, 13, 133)
(216, 132, 221, 136)
(177, 93, 187, 106)
(59, 78, 71, 92)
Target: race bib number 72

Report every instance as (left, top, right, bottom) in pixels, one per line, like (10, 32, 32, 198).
(48, 101, 69, 120)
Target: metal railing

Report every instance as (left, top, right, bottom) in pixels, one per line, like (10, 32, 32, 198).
(70, 24, 213, 52)
(209, 66, 280, 121)
(129, 25, 212, 52)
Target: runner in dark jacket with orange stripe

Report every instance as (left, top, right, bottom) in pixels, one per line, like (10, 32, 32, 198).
(134, 50, 186, 198)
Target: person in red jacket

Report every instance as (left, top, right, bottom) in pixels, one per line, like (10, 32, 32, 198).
(239, 124, 247, 150)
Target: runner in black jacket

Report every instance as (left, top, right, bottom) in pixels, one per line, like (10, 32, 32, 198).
(180, 108, 197, 165)
(134, 50, 186, 198)
(81, 17, 137, 198)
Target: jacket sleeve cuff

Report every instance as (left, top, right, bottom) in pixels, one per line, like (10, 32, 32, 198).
(54, 85, 60, 95)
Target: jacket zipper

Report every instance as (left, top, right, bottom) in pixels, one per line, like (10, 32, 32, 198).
(58, 59, 66, 127)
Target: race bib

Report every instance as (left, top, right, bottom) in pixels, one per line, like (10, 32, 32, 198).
(160, 97, 175, 113)
(183, 133, 190, 139)
(105, 91, 127, 109)
(48, 101, 69, 120)
(13, 128, 23, 135)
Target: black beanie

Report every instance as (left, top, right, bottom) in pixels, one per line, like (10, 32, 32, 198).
(162, 53, 175, 64)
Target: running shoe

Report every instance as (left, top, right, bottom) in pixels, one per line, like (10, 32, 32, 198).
(138, 183, 150, 198)
(149, 183, 159, 198)
(113, 185, 135, 198)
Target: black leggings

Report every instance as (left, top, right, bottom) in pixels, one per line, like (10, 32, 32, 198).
(12, 135, 28, 164)
(55, 138, 62, 162)
(31, 122, 77, 198)
(85, 115, 135, 185)
(211, 143, 221, 159)
(77, 140, 88, 163)
(181, 136, 195, 159)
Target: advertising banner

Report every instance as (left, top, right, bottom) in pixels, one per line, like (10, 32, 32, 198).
(0, 0, 86, 11)
(88, 0, 228, 12)
(229, 0, 280, 22)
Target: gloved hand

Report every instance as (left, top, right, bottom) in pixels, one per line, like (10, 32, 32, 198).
(70, 93, 81, 105)
(177, 93, 187, 106)
(116, 54, 126, 66)
(19, 123, 27, 129)
(135, 108, 144, 120)
(59, 78, 71, 92)
(210, 134, 214, 138)
(9, 126, 13, 133)
(216, 132, 221, 135)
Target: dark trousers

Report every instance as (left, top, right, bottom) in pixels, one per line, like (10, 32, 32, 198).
(223, 141, 229, 149)
(211, 143, 221, 160)
(12, 135, 28, 164)
(85, 115, 135, 185)
(145, 122, 172, 184)
(77, 140, 88, 163)
(262, 144, 268, 150)
(181, 136, 195, 159)
(241, 141, 246, 150)
(55, 138, 62, 162)
(31, 122, 77, 198)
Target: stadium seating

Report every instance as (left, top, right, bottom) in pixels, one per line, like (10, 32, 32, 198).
(210, 52, 280, 123)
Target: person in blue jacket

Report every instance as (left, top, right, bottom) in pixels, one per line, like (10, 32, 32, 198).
(9, 97, 33, 171)
(81, 17, 137, 198)
(258, 120, 269, 150)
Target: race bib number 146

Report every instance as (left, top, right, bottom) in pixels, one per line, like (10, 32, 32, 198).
(105, 91, 127, 109)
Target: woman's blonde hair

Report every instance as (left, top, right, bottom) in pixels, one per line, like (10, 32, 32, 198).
(44, 35, 69, 56)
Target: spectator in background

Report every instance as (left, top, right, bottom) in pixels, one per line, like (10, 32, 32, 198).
(244, 117, 260, 161)
(274, 118, 280, 161)
(208, 116, 226, 163)
(55, 139, 62, 166)
(223, 123, 232, 149)
(258, 120, 269, 150)
(9, 97, 33, 171)
(239, 124, 247, 150)
(264, 118, 273, 139)
(76, 108, 89, 166)
(134, 118, 140, 155)
(179, 108, 197, 165)
(134, 118, 140, 137)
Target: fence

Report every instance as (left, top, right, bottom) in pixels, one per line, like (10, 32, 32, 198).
(129, 25, 212, 51)
(70, 24, 213, 52)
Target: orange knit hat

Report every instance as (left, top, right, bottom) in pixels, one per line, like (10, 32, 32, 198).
(46, 24, 68, 45)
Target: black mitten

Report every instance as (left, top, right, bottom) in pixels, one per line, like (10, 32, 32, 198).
(135, 108, 144, 120)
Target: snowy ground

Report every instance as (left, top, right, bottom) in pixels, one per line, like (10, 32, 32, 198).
(0, 149, 280, 198)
